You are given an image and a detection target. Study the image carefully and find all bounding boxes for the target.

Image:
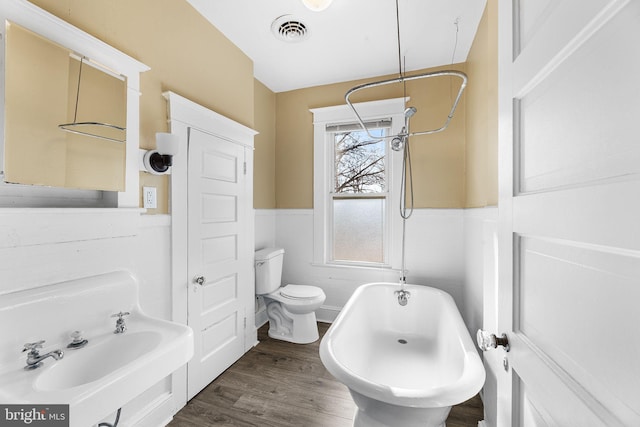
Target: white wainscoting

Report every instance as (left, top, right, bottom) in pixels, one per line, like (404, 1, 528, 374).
(256, 207, 496, 344)
(265, 209, 466, 322)
(255, 209, 277, 250)
(402, 209, 466, 305)
(0, 209, 182, 427)
(135, 215, 173, 320)
(0, 208, 142, 295)
(463, 207, 498, 339)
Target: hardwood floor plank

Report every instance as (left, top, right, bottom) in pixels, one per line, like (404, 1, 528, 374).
(446, 395, 484, 427)
(229, 353, 349, 396)
(214, 370, 356, 419)
(169, 322, 484, 427)
(231, 392, 353, 427)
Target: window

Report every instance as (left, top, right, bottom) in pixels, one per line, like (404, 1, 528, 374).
(312, 98, 405, 268)
(331, 124, 388, 264)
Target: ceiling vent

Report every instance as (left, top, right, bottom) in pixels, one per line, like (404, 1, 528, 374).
(271, 15, 309, 43)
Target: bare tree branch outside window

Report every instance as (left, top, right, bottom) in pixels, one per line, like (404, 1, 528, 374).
(334, 129, 385, 194)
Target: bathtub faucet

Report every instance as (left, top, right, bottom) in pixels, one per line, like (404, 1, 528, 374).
(395, 289, 411, 306)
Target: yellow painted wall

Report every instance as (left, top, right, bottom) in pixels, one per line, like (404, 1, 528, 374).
(464, 0, 498, 207)
(274, 1, 497, 209)
(253, 80, 276, 209)
(30, 0, 255, 213)
(275, 64, 467, 209)
(25, 0, 496, 211)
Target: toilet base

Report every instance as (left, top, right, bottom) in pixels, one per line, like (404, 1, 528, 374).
(268, 326, 319, 344)
(266, 301, 320, 344)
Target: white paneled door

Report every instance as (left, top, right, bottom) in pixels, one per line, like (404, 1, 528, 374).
(491, 0, 640, 426)
(187, 128, 250, 400)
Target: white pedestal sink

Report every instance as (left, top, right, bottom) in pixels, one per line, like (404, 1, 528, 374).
(0, 271, 193, 427)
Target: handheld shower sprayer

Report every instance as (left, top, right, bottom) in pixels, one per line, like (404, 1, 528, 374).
(403, 107, 417, 130)
(404, 106, 417, 119)
(391, 107, 417, 152)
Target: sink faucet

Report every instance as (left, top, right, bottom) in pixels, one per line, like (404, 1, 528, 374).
(23, 341, 64, 370)
(111, 311, 130, 334)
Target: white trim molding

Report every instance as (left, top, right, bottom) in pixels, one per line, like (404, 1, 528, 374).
(310, 97, 406, 269)
(164, 91, 256, 148)
(165, 90, 257, 329)
(165, 90, 257, 413)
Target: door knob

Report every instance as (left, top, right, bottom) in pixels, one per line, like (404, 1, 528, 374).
(193, 275, 206, 286)
(477, 329, 510, 352)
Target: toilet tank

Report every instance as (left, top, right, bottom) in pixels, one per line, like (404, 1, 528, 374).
(255, 248, 284, 295)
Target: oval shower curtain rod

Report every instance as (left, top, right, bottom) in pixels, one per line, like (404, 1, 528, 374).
(345, 69, 467, 141)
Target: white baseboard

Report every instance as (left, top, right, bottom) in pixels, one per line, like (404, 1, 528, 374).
(316, 304, 341, 323)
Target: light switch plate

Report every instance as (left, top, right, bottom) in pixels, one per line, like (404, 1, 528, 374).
(143, 187, 157, 209)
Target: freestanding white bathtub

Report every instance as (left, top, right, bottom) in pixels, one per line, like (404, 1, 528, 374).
(319, 283, 485, 427)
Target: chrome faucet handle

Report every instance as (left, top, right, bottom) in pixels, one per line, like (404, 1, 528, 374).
(111, 311, 130, 334)
(22, 340, 45, 353)
(110, 311, 130, 319)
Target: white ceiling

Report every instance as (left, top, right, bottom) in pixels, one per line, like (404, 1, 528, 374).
(187, 0, 487, 93)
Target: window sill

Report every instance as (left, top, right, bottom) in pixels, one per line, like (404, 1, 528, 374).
(310, 262, 397, 272)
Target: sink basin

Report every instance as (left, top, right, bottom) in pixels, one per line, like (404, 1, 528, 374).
(35, 331, 162, 391)
(0, 271, 194, 427)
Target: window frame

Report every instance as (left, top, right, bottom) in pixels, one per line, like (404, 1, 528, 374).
(330, 124, 389, 266)
(311, 98, 406, 268)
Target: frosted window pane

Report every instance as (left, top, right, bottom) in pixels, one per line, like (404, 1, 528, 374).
(333, 198, 384, 263)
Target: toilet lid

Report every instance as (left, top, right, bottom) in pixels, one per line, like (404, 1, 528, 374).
(280, 285, 323, 299)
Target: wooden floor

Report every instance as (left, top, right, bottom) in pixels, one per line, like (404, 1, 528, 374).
(169, 323, 484, 427)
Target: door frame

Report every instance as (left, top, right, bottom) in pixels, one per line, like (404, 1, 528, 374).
(165, 91, 258, 405)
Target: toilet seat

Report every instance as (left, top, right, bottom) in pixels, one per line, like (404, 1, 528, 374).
(280, 284, 323, 300)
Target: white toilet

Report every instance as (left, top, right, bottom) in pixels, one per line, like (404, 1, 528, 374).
(255, 247, 326, 344)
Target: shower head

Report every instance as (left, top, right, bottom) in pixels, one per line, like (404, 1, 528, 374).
(404, 107, 417, 118)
